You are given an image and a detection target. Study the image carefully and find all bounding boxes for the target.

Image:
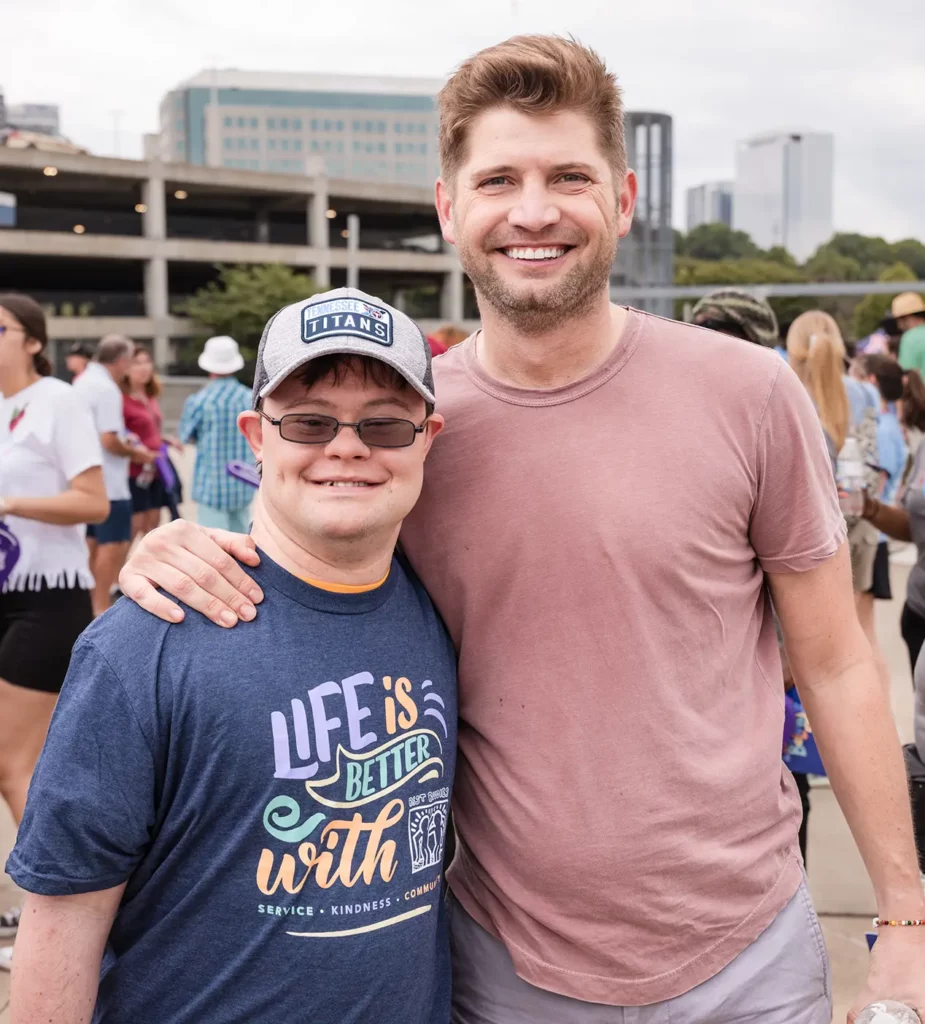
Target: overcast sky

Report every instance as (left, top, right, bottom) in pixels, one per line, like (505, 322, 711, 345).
(5, 0, 924, 241)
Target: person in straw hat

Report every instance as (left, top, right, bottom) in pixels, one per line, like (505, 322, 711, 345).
(889, 293, 925, 379)
(178, 335, 256, 533)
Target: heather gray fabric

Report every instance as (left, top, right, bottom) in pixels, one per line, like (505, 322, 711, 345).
(448, 882, 831, 1024)
(253, 287, 435, 406)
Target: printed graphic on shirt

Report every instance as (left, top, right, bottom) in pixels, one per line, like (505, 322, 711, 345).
(9, 405, 26, 432)
(256, 668, 450, 937)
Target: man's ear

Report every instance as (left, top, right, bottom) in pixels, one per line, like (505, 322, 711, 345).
(238, 411, 264, 465)
(435, 179, 456, 247)
(422, 413, 445, 458)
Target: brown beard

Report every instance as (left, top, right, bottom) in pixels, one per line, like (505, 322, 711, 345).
(457, 229, 619, 334)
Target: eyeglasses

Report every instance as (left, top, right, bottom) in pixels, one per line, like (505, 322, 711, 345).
(0, 325, 24, 338)
(258, 410, 428, 448)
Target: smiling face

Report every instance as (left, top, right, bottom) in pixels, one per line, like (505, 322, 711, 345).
(0, 304, 41, 379)
(239, 358, 444, 552)
(436, 108, 636, 332)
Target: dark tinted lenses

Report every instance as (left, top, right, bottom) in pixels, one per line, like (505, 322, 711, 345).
(278, 414, 417, 448)
(356, 418, 417, 447)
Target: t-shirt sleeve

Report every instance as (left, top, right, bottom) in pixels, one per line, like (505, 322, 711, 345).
(54, 389, 102, 481)
(5, 637, 158, 895)
(96, 383, 125, 436)
(750, 361, 847, 574)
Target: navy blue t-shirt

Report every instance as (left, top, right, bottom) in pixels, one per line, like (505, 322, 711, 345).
(8, 551, 457, 1024)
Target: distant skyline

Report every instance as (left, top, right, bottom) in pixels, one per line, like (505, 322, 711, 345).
(4, 0, 924, 241)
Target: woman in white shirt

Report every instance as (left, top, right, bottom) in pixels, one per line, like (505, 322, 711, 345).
(0, 294, 108, 942)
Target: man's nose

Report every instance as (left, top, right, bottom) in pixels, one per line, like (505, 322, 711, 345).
(323, 424, 370, 457)
(508, 182, 561, 233)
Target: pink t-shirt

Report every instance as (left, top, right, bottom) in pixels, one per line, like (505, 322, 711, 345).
(400, 308, 845, 1005)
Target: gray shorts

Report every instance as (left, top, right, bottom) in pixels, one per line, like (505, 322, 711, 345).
(449, 881, 832, 1024)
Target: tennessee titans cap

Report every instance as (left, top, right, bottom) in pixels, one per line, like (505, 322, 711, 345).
(253, 287, 435, 407)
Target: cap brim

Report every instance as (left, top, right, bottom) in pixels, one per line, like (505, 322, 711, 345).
(256, 338, 435, 406)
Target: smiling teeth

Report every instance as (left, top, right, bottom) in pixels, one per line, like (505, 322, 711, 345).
(504, 247, 567, 260)
(322, 481, 371, 487)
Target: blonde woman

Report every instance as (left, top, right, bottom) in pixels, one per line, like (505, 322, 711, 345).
(787, 311, 888, 696)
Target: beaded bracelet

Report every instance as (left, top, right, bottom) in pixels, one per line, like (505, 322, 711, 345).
(873, 918, 925, 927)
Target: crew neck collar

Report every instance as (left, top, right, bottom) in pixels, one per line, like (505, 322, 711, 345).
(249, 547, 399, 615)
(461, 306, 643, 407)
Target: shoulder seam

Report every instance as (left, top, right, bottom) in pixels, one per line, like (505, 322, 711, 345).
(753, 357, 786, 471)
(79, 634, 163, 764)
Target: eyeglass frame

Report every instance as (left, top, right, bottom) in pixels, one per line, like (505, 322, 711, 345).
(0, 324, 25, 338)
(256, 408, 430, 449)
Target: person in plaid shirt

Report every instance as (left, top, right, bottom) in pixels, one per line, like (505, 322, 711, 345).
(179, 336, 255, 533)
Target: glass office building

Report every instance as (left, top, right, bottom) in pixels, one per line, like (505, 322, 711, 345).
(159, 71, 443, 188)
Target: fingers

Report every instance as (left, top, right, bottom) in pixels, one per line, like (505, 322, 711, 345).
(119, 519, 263, 627)
(118, 572, 186, 624)
(201, 528, 261, 567)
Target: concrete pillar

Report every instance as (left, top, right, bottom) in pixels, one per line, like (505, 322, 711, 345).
(255, 208, 270, 244)
(346, 214, 360, 290)
(142, 171, 170, 368)
(441, 263, 465, 324)
(144, 257, 171, 370)
(307, 177, 331, 288)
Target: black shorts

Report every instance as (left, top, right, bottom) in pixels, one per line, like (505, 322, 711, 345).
(0, 584, 92, 693)
(130, 474, 169, 513)
(868, 540, 892, 601)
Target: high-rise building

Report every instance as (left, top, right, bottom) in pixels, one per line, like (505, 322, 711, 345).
(614, 111, 674, 314)
(733, 130, 833, 262)
(686, 181, 734, 231)
(6, 102, 60, 136)
(159, 70, 443, 188)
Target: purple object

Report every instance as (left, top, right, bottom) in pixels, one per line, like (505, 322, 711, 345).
(0, 521, 21, 588)
(226, 460, 261, 489)
(155, 444, 177, 492)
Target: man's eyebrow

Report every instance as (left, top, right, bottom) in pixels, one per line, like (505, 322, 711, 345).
(363, 395, 415, 414)
(276, 394, 416, 414)
(469, 164, 517, 181)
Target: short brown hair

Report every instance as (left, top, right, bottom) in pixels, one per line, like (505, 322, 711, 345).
(438, 35, 626, 185)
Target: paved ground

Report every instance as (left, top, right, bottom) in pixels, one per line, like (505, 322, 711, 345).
(0, 463, 919, 1021)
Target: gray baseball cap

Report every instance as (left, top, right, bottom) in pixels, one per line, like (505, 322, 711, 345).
(253, 287, 435, 407)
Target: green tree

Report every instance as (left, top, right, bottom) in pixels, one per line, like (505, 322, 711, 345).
(804, 250, 864, 283)
(677, 223, 765, 261)
(809, 233, 894, 278)
(891, 238, 925, 279)
(675, 256, 805, 287)
(180, 264, 322, 359)
(851, 262, 917, 339)
(766, 246, 799, 269)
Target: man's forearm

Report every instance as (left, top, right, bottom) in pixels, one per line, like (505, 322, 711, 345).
(12, 889, 122, 1024)
(800, 657, 925, 918)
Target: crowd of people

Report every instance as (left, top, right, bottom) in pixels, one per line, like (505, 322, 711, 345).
(1, 32, 925, 1024)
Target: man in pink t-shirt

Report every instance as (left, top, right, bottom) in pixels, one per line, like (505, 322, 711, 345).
(121, 37, 925, 1023)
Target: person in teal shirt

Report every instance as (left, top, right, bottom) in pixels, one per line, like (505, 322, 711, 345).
(892, 292, 925, 379)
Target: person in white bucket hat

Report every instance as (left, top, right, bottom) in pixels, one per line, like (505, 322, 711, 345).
(178, 335, 255, 533)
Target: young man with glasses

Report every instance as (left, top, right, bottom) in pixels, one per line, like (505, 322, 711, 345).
(6, 289, 456, 1024)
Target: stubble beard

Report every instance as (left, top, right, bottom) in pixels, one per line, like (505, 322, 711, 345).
(458, 231, 619, 334)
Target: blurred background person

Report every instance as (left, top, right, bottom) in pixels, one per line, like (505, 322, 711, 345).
(73, 335, 156, 617)
(862, 354, 908, 634)
(787, 313, 890, 698)
(690, 287, 781, 349)
(123, 346, 182, 541)
(893, 293, 925, 379)
(427, 324, 469, 353)
(178, 336, 255, 534)
(902, 369, 925, 469)
(64, 342, 93, 381)
(0, 293, 107, 951)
